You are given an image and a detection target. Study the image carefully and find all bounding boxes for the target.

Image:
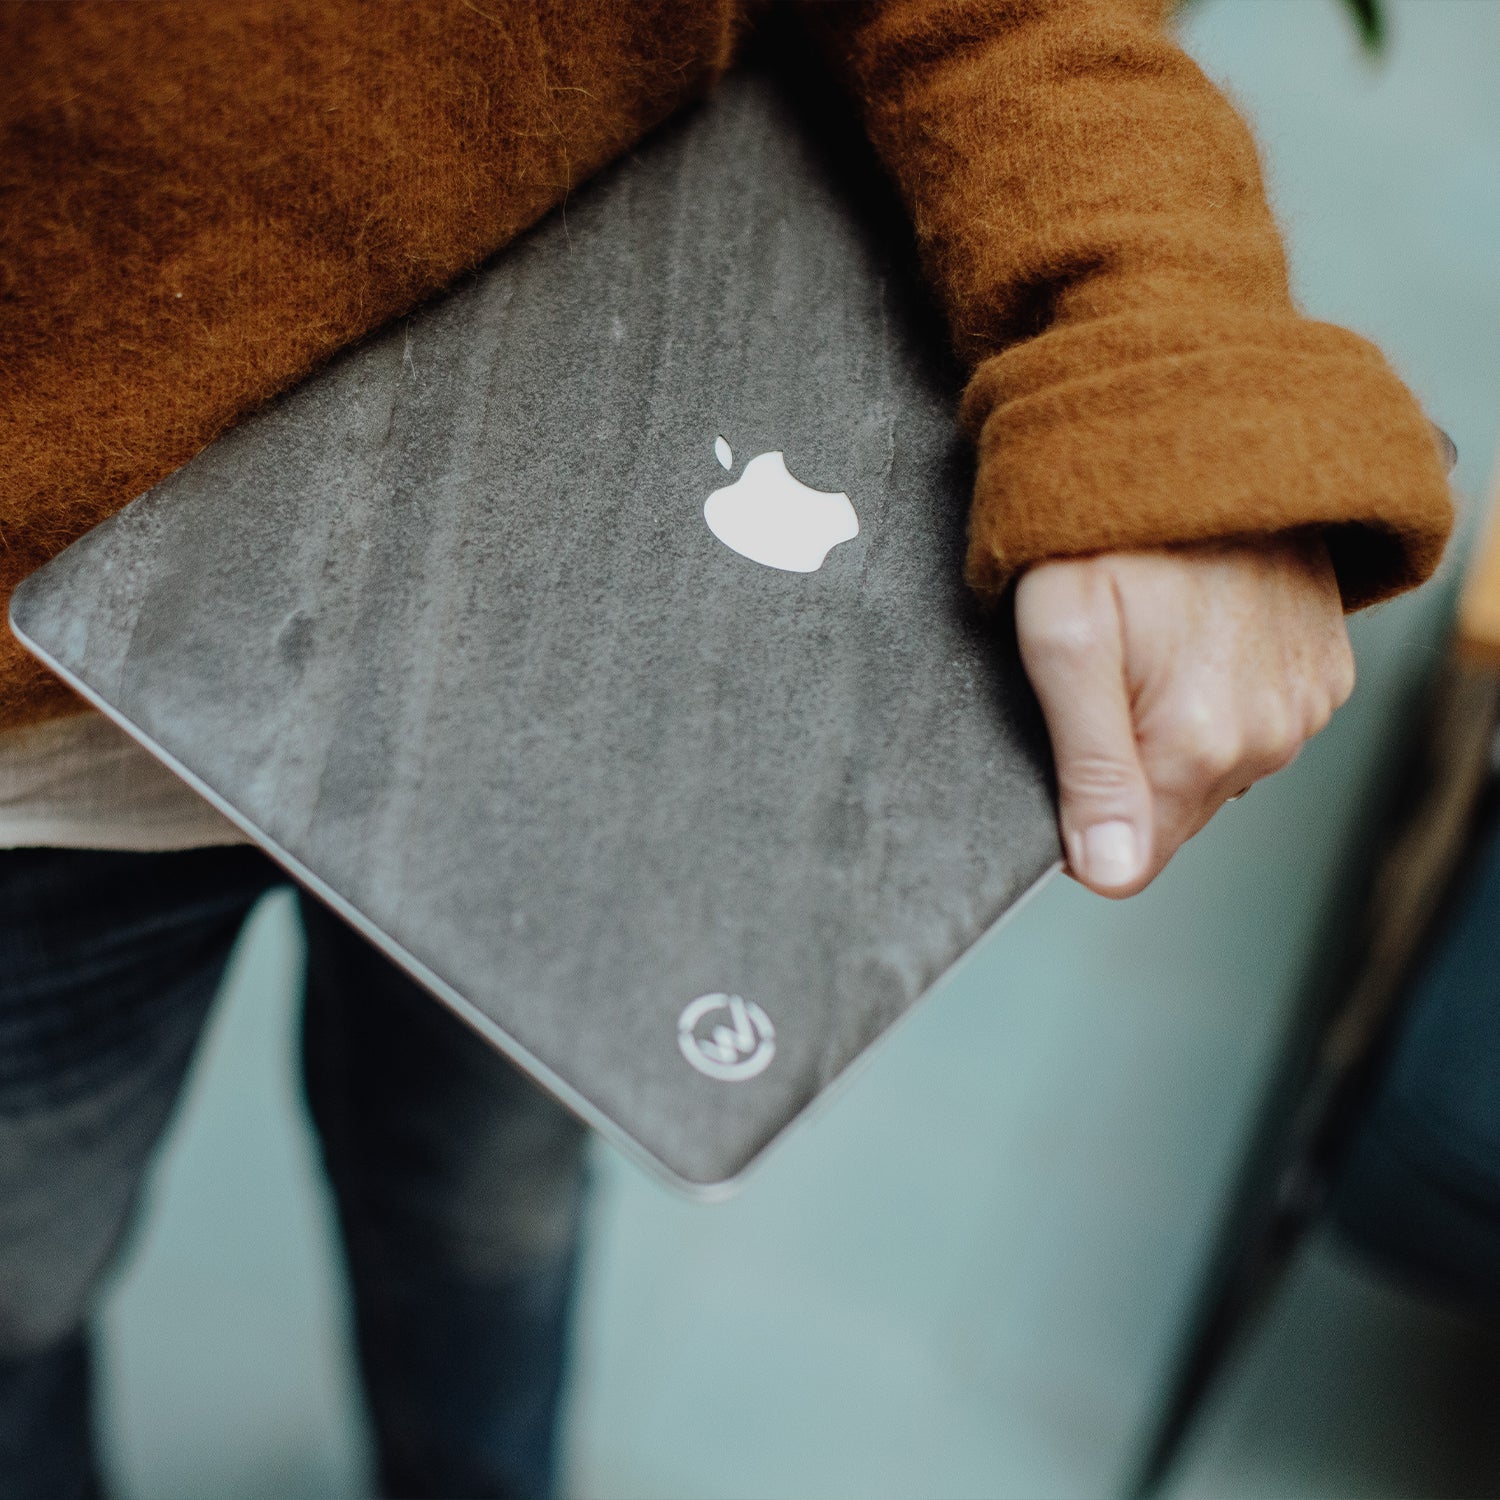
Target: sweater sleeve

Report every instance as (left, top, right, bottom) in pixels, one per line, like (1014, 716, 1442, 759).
(800, 0, 1453, 609)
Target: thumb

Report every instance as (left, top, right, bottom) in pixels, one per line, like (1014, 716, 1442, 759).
(1015, 562, 1154, 897)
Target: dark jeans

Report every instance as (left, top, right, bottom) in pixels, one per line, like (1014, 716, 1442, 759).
(1333, 799, 1500, 1304)
(0, 845, 589, 1500)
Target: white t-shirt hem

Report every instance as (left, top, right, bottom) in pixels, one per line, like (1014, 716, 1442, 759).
(0, 711, 251, 852)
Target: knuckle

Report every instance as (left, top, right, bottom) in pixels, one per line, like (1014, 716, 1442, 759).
(1024, 609, 1106, 662)
(1056, 752, 1141, 802)
(1019, 568, 1118, 666)
(1301, 688, 1335, 740)
(1182, 724, 1243, 783)
(1329, 647, 1356, 708)
(1145, 695, 1241, 788)
(1262, 736, 1302, 775)
(1246, 698, 1300, 766)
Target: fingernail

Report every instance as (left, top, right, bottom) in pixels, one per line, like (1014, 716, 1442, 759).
(1081, 821, 1141, 888)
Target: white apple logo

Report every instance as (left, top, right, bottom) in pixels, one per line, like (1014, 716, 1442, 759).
(702, 437, 859, 572)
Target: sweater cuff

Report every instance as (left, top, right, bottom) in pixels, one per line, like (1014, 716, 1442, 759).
(959, 311, 1454, 610)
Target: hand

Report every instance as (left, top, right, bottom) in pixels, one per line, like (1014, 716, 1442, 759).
(1015, 535, 1355, 898)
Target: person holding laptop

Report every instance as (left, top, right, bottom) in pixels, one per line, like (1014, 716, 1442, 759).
(0, 3, 1454, 1498)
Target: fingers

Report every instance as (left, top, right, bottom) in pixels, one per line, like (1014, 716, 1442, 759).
(1016, 536, 1355, 900)
(1016, 562, 1154, 898)
(1130, 537, 1352, 860)
(1139, 685, 1304, 859)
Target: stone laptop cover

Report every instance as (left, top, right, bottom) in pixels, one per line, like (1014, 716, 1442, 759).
(11, 61, 1059, 1190)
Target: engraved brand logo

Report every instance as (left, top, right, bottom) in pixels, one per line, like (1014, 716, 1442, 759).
(677, 992, 776, 1081)
(703, 437, 859, 573)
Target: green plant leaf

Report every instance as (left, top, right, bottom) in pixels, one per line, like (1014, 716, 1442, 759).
(1174, 0, 1388, 56)
(1344, 0, 1387, 54)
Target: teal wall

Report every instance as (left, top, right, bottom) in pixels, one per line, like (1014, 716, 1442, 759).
(94, 3, 1500, 1496)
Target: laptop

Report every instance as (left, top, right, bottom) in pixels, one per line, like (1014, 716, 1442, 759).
(9, 57, 1060, 1193)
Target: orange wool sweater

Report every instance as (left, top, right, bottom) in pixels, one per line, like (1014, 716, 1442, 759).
(0, 0, 1453, 730)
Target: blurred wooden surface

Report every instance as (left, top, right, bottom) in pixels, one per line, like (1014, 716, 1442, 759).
(1457, 442, 1500, 669)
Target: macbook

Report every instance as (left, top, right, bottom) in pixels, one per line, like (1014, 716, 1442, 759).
(11, 58, 1060, 1191)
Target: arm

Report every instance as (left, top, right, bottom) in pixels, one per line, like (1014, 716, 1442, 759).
(803, 0, 1453, 894)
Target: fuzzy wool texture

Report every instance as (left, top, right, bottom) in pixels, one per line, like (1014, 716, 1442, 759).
(0, 0, 742, 727)
(0, 0, 1454, 729)
(807, 0, 1453, 607)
